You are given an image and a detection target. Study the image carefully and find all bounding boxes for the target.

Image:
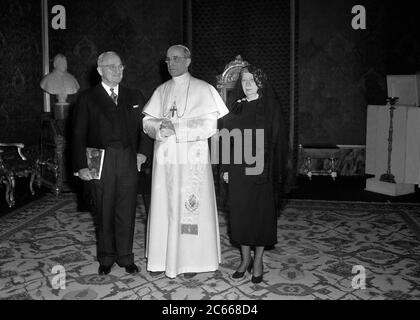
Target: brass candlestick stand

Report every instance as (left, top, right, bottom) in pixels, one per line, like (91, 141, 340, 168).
(379, 97, 399, 183)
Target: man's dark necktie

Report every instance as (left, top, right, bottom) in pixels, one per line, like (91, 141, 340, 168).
(110, 88, 118, 105)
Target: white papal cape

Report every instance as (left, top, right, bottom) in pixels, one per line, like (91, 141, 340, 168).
(142, 72, 229, 278)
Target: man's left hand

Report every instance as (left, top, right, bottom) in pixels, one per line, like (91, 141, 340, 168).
(137, 153, 147, 172)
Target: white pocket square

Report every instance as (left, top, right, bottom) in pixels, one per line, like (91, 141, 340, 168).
(132, 105, 139, 108)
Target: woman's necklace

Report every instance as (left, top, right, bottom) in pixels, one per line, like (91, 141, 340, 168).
(163, 79, 191, 119)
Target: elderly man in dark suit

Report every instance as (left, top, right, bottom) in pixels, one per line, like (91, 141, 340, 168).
(72, 51, 152, 275)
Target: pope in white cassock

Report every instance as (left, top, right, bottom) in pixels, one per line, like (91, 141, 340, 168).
(142, 45, 229, 278)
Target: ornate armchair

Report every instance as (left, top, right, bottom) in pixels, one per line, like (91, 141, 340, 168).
(216, 55, 249, 106)
(0, 143, 41, 207)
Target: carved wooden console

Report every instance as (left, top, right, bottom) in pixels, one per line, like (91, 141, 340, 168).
(0, 143, 41, 207)
(298, 144, 340, 180)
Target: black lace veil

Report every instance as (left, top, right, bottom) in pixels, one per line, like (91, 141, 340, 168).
(223, 65, 289, 212)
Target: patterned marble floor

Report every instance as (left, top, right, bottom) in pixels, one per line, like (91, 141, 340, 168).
(1, 195, 420, 300)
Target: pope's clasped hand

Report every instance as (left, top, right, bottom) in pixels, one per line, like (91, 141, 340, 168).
(160, 119, 175, 137)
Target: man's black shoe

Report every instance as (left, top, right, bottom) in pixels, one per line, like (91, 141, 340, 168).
(125, 264, 139, 274)
(98, 265, 112, 275)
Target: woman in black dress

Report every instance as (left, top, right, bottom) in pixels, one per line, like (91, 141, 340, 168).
(222, 65, 287, 283)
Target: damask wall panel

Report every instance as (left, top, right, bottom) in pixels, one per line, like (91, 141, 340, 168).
(190, 0, 291, 116)
(298, 0, 420, 146)
(48, 0, 183, 99)
(0, 0, 43, 146)
(385, 2, 420, 74)
(298, 0, 389, 146)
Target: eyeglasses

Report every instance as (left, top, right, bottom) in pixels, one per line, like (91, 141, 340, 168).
(100, 64, 125, 72)
(165, 56, 187, 64)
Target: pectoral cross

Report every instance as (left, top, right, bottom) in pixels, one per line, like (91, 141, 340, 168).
(169, 101, 177, 118)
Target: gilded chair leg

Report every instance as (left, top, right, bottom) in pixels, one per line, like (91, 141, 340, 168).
(3, 177, 13, 208)
(29, 171, 36, 195)
(52, 163, 60, 196)
(9, 175, 16, 207)
(36, 167, 42, 188)
(2, 179, 11, 207)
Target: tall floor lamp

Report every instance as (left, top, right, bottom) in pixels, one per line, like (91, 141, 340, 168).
(379, 96, 399, 183)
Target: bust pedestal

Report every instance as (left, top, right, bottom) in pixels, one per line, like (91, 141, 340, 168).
(365, 179, 414, 196)
(54, 102, 70, 120)
(39, 111, 73, 195)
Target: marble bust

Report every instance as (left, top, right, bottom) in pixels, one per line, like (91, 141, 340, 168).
(40, 54, 80, 104)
